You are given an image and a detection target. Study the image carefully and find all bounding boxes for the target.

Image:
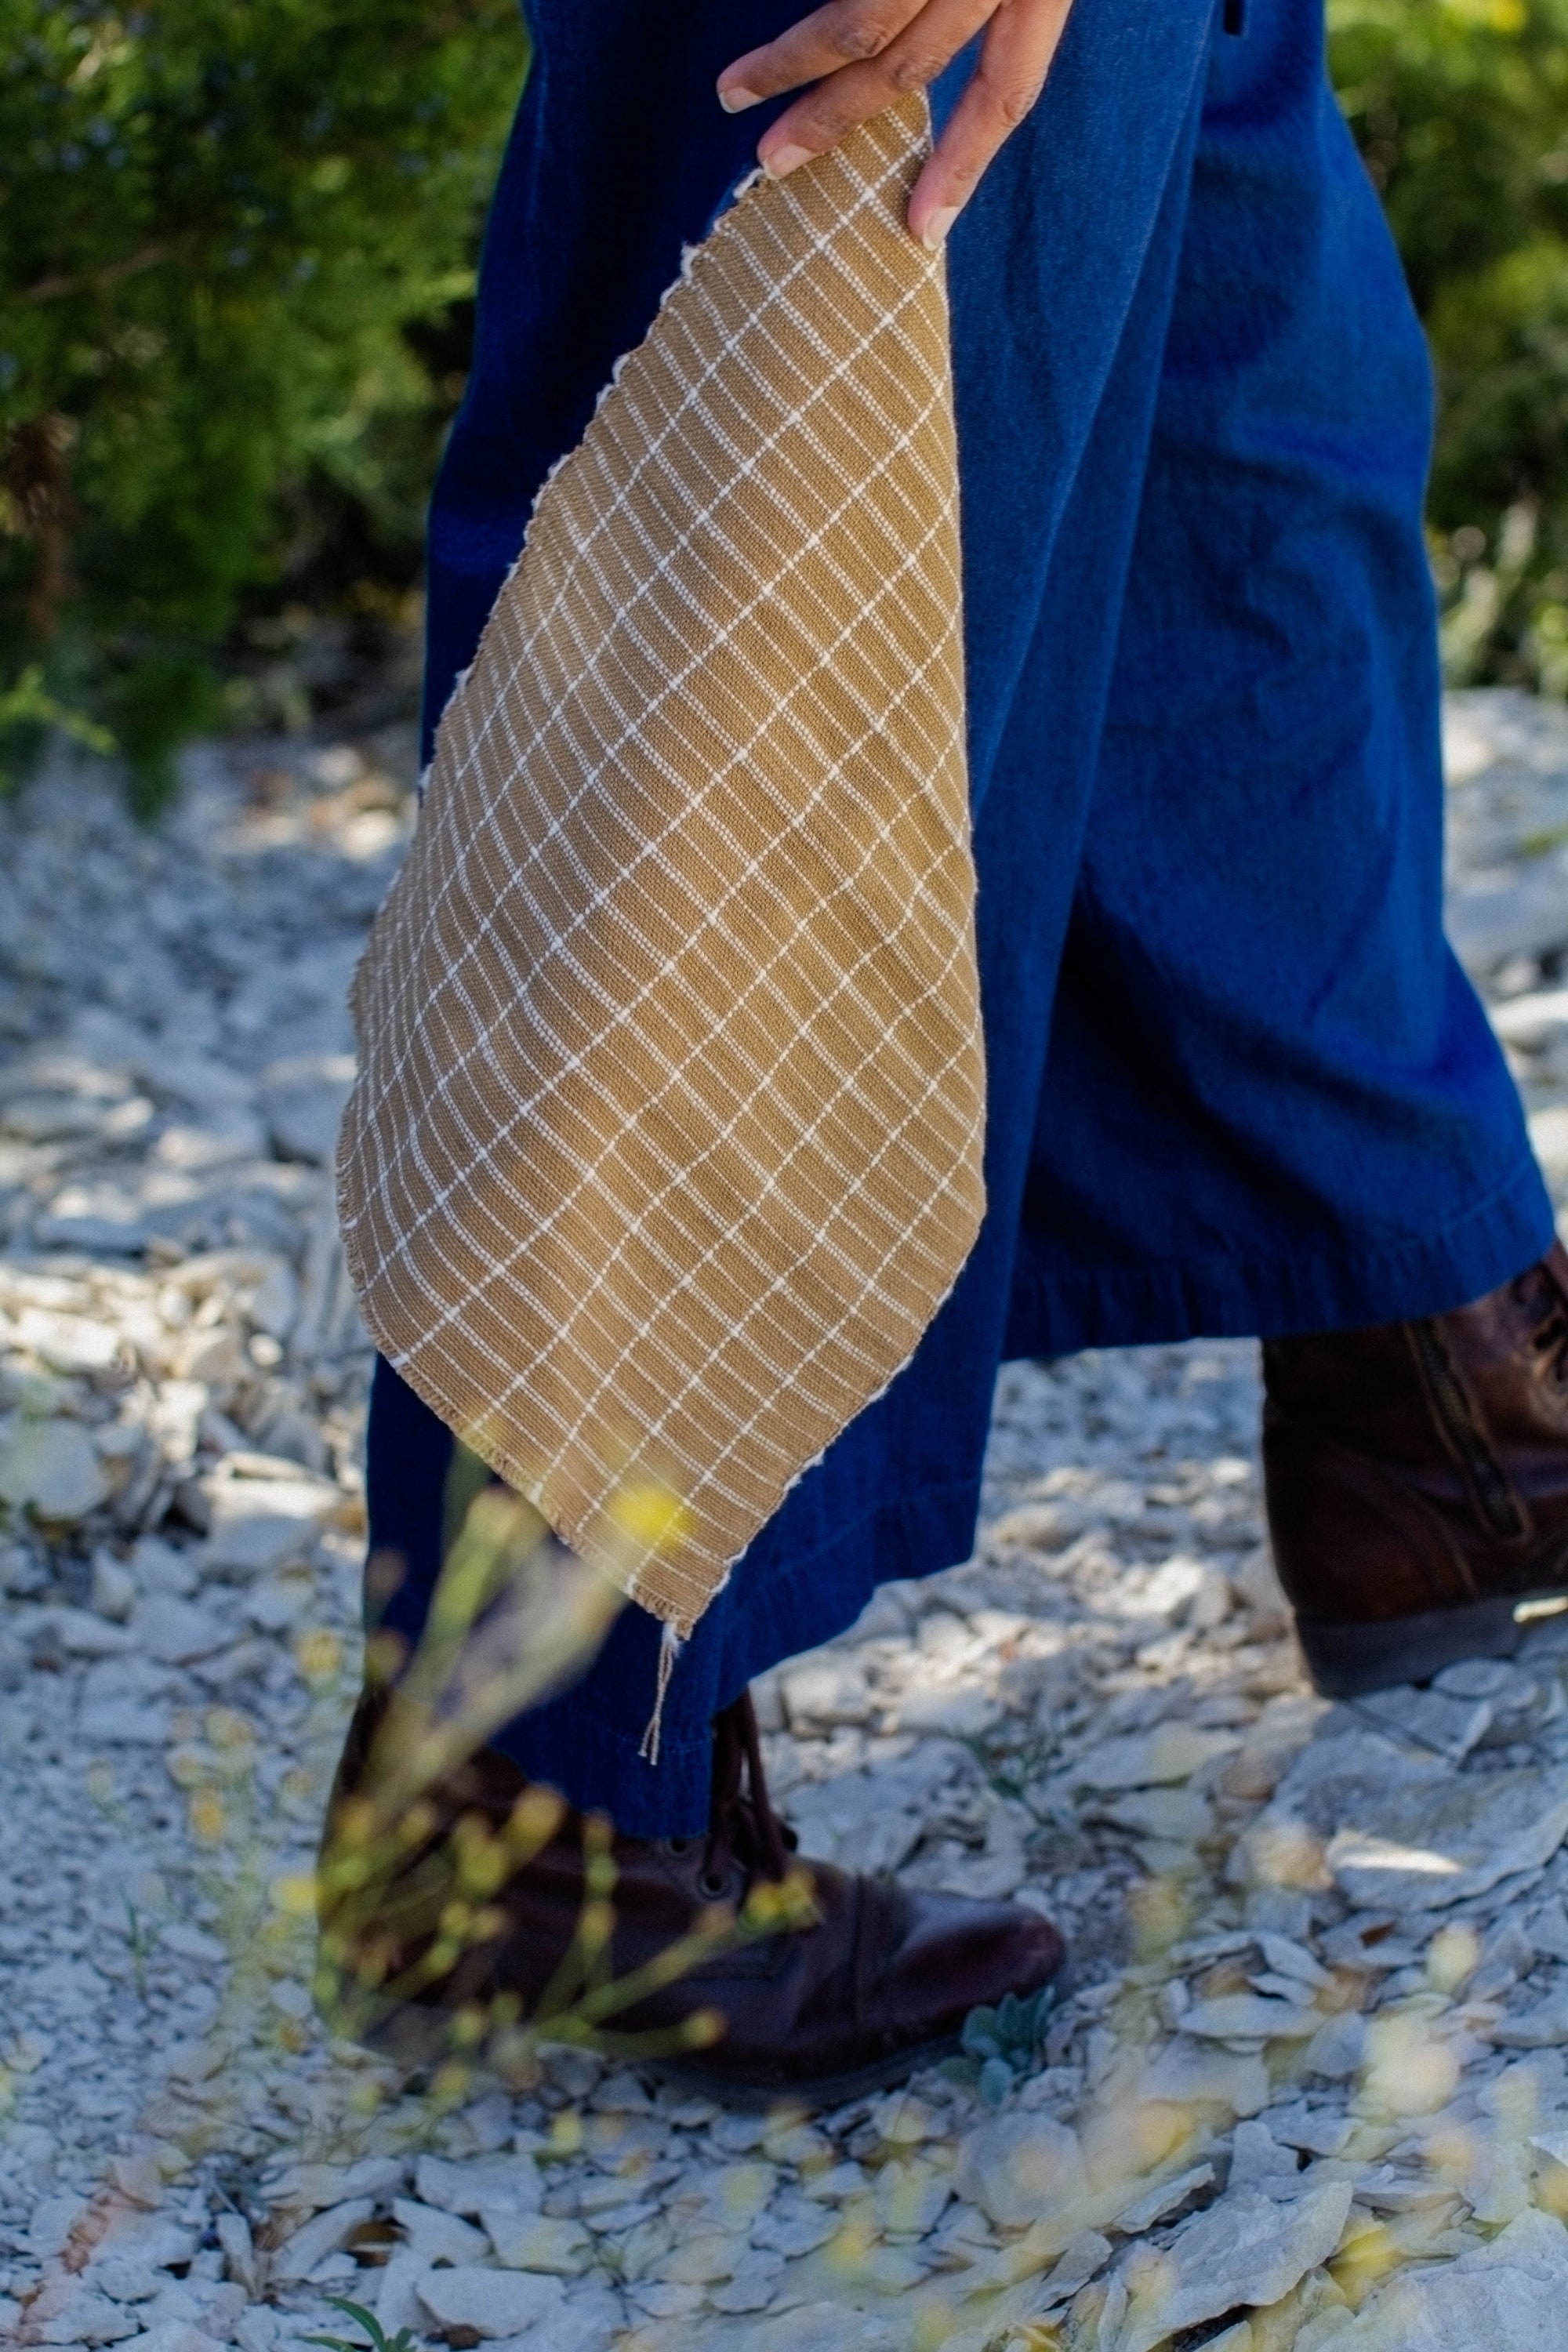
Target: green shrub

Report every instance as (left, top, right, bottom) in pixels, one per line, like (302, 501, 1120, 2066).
(7, 0, 1568, 801)
(0, 0, 527, 802)
(1329, 0, 1568, 689)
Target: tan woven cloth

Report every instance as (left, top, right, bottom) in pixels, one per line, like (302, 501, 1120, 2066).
(338, 93, 984, 1638)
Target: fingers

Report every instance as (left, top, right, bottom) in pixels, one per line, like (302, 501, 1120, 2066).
(717, 0, 1074, 249)
(717, 0, 930, 113)
(906, 0, 1073, 245)
(736, 0, 1002, 186)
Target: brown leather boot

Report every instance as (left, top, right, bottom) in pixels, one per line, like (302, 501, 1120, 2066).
(1263, 1241, 1568, 1696)
(317, 1684, 1065, 2108)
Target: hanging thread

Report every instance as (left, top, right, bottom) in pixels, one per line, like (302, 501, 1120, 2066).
(638, 1621, 684, 1766)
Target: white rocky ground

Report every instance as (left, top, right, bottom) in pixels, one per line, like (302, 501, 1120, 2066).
(5, 689, 1568, 2351)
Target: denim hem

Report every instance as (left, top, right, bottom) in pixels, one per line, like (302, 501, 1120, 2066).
(1004, 1152, 1557, 1359)
(487, 1474, 983, 1836)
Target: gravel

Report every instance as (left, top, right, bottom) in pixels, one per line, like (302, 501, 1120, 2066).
(6, 694, 1568, 2348)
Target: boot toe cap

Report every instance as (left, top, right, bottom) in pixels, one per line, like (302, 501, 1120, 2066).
(873, 1882, 1067, 2042)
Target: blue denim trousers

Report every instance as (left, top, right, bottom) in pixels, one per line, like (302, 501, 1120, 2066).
(365, 0, 1554, 1834)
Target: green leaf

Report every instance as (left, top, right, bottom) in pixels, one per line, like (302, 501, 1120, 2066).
(978, 2056, 1015, 2107)
(303, 2296, 408, 2352)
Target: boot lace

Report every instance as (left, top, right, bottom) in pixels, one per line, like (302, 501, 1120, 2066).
(668, 1691, 793, 1897)
(1513, 1258, 1568, 1385)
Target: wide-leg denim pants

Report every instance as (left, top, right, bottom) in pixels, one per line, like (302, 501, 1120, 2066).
(364, 0, 1555, 1833)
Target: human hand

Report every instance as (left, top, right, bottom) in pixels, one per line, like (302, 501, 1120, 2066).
(717, 0, 1076, 249)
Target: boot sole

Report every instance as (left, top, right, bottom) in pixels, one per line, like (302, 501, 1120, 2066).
(338, 2015, 964, 2113)
(649, 2030, 966, 2113)
(335, 1975, 1070, 2114)
(1296, 1588, 1568, 1697)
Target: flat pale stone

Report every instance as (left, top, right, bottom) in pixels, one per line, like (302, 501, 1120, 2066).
(123, 2327, 226, 2352)
(485, 2288, 629, 2352)
(131, 1534, 200, 1595)
(1181, 1994, 1320, 2042)
(0, 1417, 111, 1522)
(13, 1305, 124, 1373)
(873, 2155, 952, 2238)
(1434, 1656, 1539, 1704)
(779, 1656, 873, 1727)
(689, 2158, 777, 2228)
(91, 2213, 200, 2270)
(630, 2282, 706, 2318)
(392, 2197, 488, 2265)
(1268, 2103, 1352, 2158)
(31, 2285, 140, 2345)
(87, 2256, 163, 2303)
(1355, 1685, 1493, 1763)
(785, 1779, 924, 1872)
(152, 1114, 270, 1172)
(1463, 2137, 1531, 2226)
(1, 1091, 119, 1143)
(1491, 1996, 1568, 2049)
(264, 2155, 405, 2210)
(270, 2196, 375, 2283)
(1530, 2125, 1568, 2197)
(1067, 1726, 1239, 1792)
(416, 2266, 567, 2339)
(33, 1602, 135, 1658)
(132, 1595, 227, 1665)
(1248, 1729, 1568, 1912)
(1039, 2229, 1112, 2306)
(483, 2212, 592, 2274)
(198, 1461, 346, 1577)
(1492, 985, 1568, 1048)
(35, 1183, 151, 1252)
(751, 2198, 838, 2257)
(1319, 2209, 1568, 2347)
(1112, 2163, 1216, 2234)
(90, 1551, 139, 1621)
(708, 2250, 788, 2314)
(1448, 860, 1568, 970)
(1226, 2121, 1305, 2198)
(956, 2114, 1088, 2230)
(1118, 2180, 1353, 2352)
(1302, 2011, 1367, 2080)
(1532, 1105, 1568, 1185)
(1256, 1932, 1332, 1990)
(414, 2150, 543, 2216)
(659, 2229, 744, 2285)
(1138, 2042, 1269, 2116)
(746, 2303, 902, 2351)
(1098, 1786, 1214, 1842)
(160, 1922, 227, 1963)
(260, 1052, 356, 1166)
(987, 1497, 1096, 1551)
(368, 2249, 434, 2334)
(894, 1683, 1002, 1737)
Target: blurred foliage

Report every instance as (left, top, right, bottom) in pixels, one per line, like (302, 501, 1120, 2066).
(1329, 0, 1568, 691)
(9, 1, 1568, 808)
(0, 0, 527, 804)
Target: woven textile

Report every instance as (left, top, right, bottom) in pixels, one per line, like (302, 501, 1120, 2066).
(338, 93, 984, 1636)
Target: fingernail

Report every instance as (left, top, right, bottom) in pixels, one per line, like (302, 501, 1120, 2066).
(920, 206, 959, 251)
(762, 142, 815, 180)
(718, 82, 762, 112)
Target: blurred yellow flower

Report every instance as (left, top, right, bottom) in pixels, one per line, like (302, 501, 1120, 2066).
(270, 1873, 318, 1916)
(294, 1628, 344, 1682)
(188, 1789, 226, 1844)
(607, 1476, 692, 1558)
